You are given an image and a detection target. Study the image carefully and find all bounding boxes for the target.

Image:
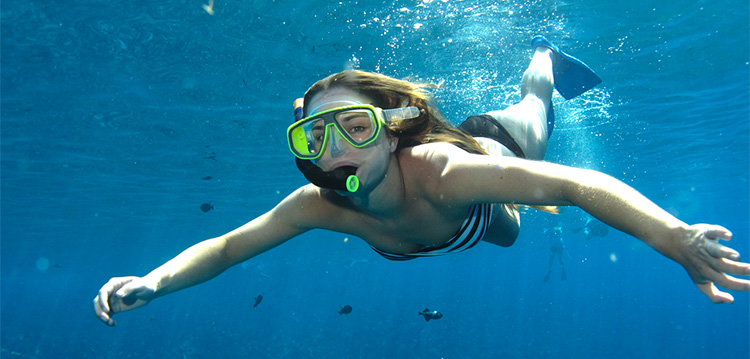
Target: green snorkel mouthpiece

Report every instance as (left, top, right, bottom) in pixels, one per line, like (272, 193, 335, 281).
(293, 98, 359, 193)
(345, 174, 359, 192)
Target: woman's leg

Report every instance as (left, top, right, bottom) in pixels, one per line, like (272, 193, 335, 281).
(480, 48, 555, 247)
(485, 47, 554, 161)
(480, 38, 601, 247)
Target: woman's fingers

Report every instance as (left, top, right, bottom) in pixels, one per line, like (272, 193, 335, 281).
(704, 239, 740, 261)
(703, 225, 732, 240)
(696, 282, 735, 304)
(96, 278, 124, 315)
(711, 257, 750, 276)
(93, 295, 115, 326)
(705, 259, 750, 292)
(682, 224, 749, 303)
(97, 288, 111, 314)
(93, 276, 140, 326)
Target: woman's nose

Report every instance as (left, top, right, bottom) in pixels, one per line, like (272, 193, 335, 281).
(327, 128, 346, 157)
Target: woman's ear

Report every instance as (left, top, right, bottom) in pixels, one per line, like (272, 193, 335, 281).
(389, 136, 399, 153)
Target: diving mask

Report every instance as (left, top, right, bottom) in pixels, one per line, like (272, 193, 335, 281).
(287, 104, 420, 160)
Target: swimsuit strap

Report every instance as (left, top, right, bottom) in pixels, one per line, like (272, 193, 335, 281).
(371, 203, 493, 261)
(458, 114, 526, 159)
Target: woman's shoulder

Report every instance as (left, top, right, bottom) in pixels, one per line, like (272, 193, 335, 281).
(399, 142, 482, 171)
(399, 141, 521, 205)
(398, 143, 479, 200)
(401, 142, 464, 160)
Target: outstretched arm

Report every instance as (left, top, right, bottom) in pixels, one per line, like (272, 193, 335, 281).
(553, 167, 749, 303)
(434, 147, 750, 303)
(93, 234, 242, 326)
(93, 186, 322, 326)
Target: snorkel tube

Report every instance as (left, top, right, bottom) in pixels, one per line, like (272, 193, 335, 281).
(293, 98, 360, 193)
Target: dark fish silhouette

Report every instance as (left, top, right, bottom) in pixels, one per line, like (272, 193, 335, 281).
(418, 308, 443, 322)
(253, 295, 263, 308)
(201, 176, 213, 180)
(200, 203, 214, 213)
(338, 305, 352, 315)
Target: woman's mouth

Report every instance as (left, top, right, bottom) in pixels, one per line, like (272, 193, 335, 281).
(329, 161, 359, 171)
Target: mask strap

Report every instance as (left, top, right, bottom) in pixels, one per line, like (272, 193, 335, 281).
(307, 100, 363, 116)
(382, 106, 420, 122)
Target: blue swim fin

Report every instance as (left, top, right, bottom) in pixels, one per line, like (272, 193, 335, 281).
(531, 35, 602, 100)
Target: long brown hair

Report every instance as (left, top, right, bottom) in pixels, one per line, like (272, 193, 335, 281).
(303, 70, 486, 155)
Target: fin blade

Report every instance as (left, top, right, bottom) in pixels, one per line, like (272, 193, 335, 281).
(531, 35, 602, 100)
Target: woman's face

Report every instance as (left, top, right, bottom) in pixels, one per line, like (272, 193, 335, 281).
(306, 87, 398, 194)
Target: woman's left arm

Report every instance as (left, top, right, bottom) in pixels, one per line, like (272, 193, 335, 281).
(553, 165, 749, 304)
(436, 149, 750, 303)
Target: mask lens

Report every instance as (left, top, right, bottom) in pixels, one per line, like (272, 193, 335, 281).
(290, 117, 327, 158)
(306, 118, 327, 154)
(334, 109, 377, 144)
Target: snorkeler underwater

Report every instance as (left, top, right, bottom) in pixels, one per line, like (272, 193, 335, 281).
(2, 1, 748, 358)
(94, 35, 748, 328)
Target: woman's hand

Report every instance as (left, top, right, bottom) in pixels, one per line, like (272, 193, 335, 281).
(669, 224, 750, 303)
(93, 276, 156, 326)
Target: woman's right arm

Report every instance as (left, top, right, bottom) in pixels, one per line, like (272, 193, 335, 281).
(93, 186, 324, 326)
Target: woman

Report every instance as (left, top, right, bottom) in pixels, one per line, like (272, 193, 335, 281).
(94, 36, 749, 326)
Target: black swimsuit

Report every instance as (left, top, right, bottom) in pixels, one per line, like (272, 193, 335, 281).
(458, 114, 526, 158)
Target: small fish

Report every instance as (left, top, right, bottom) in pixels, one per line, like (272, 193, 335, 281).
(338, 305, 352, 315)
(253, 295, 263, 308)
(418, 308, 443, 322)
(200, 203, 214, 213)
(201, 176, 213, 180)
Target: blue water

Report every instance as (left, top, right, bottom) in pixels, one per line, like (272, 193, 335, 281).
(2, 0, 748, 358)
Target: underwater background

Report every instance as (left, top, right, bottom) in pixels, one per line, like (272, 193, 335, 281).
(2, 0, 748, 358)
